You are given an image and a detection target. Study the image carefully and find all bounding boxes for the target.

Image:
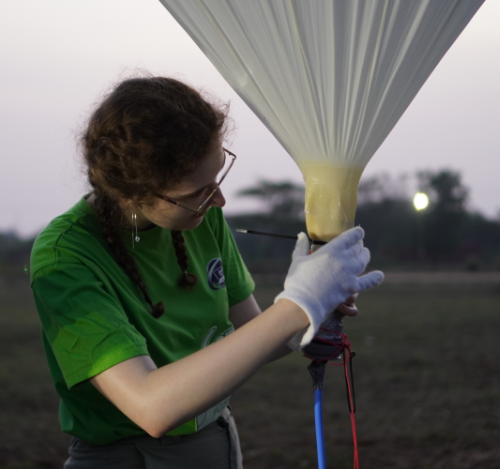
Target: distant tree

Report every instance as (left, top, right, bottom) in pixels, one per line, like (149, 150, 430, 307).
(417, 169, 469, 259)
(460, 211, 500, 265)
(355, 174, 416, 265)
(357, 172, 409, 205)
(0, 231, 35, 269)
(224, 180, 307, 274)
(236, 179, 305, 221)
(228, 171, 500, 272)
(356, 197, 418, 266)
(417, 170, 468, 213)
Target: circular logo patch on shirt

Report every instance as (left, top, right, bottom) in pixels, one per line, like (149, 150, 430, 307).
(207, 258, 226, 290)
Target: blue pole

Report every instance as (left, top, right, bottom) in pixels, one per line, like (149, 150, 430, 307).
(314, 388, 326, 469)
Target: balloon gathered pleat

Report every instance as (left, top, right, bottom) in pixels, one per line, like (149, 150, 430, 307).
(159, 0, 484, 170)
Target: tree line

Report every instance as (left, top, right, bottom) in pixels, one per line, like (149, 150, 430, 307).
(228, 169, 500, 273)
(1, 169, 498, 274)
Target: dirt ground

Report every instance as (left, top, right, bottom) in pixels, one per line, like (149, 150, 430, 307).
(1, 273, 500, 468)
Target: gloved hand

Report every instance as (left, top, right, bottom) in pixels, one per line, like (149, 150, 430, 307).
(275, 227, 384, 350)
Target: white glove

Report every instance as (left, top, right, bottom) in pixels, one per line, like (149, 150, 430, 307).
(275, 227, 384, 350)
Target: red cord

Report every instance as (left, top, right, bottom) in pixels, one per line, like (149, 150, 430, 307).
(344, 347, 359, 469)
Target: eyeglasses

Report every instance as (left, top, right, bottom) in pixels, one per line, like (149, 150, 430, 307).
(154, 148, 236, 216)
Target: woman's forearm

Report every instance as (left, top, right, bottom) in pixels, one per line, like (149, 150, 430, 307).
(266, 341, 295, 363)
(146, 298, 307, 435)
(229, 294, 294, 364)
(91, 299, 308, 437)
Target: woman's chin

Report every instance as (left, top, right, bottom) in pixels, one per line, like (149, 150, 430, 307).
(160, 207, 211, 231)
(187, 217, 204, 230)
(170, 215, 204, 232)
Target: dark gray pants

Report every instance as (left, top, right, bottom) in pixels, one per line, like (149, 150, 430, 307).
(64, 408, 243, 469)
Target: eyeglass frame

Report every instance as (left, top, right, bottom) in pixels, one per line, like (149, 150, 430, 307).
(154, 148, 236, 216)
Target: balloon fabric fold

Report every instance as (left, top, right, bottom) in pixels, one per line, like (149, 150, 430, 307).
(159, 0, 484, 241)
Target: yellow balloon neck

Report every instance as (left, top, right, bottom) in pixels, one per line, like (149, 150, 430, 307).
(297, 161, 364, 243)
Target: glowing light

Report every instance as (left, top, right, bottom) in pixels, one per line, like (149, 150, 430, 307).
(413, 192, 429, 211)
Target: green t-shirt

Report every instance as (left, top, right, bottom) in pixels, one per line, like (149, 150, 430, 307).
(30, 196, 254, 444)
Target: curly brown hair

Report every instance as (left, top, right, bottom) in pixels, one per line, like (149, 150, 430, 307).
(82, 76, 229, 318)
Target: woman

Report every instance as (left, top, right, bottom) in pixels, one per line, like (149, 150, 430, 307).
(30, 76, 383, 468)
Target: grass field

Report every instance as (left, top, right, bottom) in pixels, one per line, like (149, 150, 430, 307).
(1, 273, 500, 468)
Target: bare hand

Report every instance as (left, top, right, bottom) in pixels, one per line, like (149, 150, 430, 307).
(336, 293, 358, 317)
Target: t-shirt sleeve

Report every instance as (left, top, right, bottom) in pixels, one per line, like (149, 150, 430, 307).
(32, 262, 149, 389)
(211, 209, 255, 306)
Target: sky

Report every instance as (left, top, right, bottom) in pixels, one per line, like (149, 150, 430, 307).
(1, 0, 499, 238)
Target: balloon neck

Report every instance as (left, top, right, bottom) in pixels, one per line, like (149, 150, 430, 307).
(310, 241, 325, 253)
(297, 162, 364, 243)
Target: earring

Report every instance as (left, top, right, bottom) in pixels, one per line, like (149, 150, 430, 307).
(132, 210, 140, 248)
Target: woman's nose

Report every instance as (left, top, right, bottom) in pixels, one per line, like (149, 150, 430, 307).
(211, 187, 226, 208)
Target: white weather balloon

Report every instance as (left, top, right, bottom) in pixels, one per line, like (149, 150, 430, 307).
(159, 0, 484, 241)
